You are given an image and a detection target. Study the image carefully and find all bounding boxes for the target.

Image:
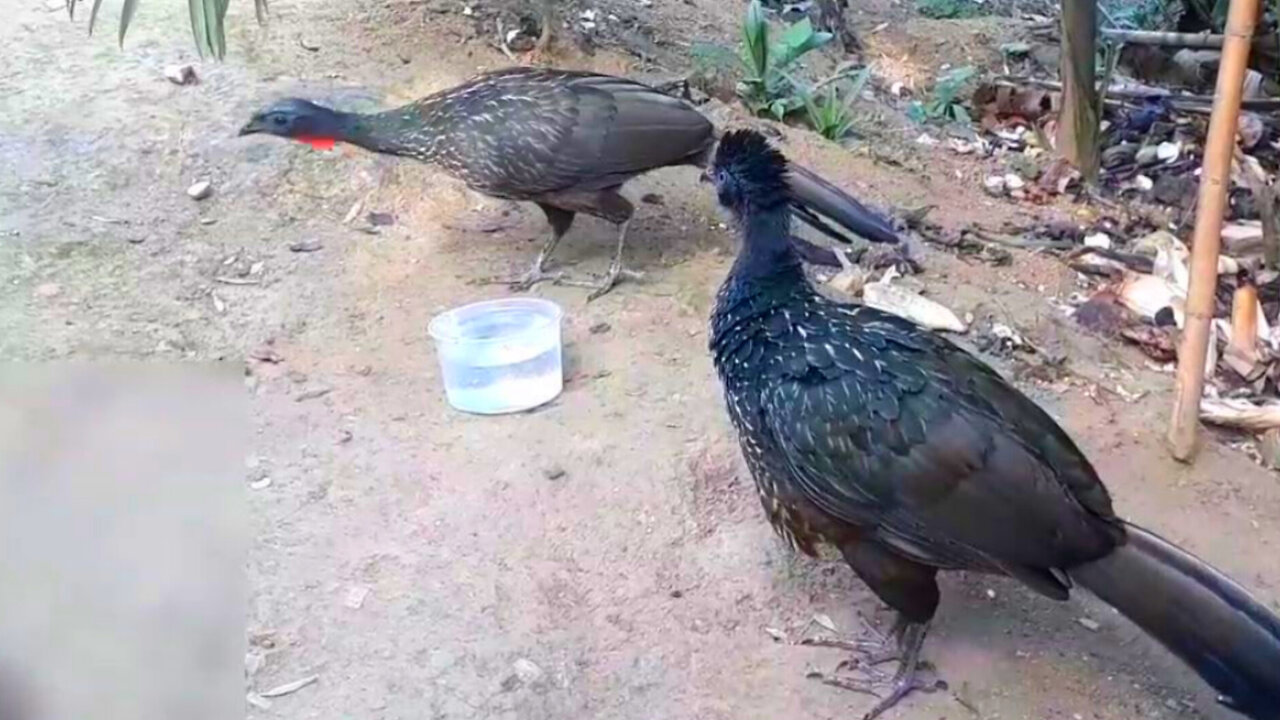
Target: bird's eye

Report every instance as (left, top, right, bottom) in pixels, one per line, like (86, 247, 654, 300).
(271, 115, 287, 127)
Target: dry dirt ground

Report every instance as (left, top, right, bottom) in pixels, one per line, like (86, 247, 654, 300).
(3, 1, 1280, 719)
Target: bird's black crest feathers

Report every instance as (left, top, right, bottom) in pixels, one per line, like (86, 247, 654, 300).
(712, 130, 790, 208)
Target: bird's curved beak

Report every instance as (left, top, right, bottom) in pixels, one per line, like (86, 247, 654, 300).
(698, 169, 712, 185)
(238, 120, 262, 137)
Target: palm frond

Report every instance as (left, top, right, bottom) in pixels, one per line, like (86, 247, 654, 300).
(66, 0, 268, 59)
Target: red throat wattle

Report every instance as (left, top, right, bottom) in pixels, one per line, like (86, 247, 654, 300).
(295, 135, 336, 151)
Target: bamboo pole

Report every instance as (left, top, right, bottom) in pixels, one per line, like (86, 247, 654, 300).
(1168, 0, 1261, 462)
(1099, 28, 1277, 52)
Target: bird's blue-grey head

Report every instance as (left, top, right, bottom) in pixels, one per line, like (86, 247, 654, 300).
(239, 98, 346, 140)
(708, 129, 790, 217)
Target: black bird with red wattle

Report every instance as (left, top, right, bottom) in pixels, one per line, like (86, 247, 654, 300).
(239, 67, 900, 300)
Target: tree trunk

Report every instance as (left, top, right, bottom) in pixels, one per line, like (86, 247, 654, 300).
(1057, 0, 1100, 182)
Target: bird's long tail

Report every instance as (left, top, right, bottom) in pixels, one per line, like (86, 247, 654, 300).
(785, 163, 900, 246)
(1070, 522, 1280, 719)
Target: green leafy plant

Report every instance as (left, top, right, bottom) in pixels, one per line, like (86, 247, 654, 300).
(800, 66, 873, 141)
(64, 0, 268, 59)
(736, 0, 835, 120)
(915, 0, 987, 20)
(907, 65, 976, 124)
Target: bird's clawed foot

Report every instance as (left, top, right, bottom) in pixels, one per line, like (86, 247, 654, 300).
(473, 265, 563, 292)
(560, 262, 644, 301)
(803, 620, 944, 720)
(809, 664, 945, 720)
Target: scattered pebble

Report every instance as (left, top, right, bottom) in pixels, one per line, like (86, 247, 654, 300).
(295, 386, 333, 402)
(983, 175, 1006, 197)
(542, 465, 566, 480)
(1077, 617, 1101, 632)
(512, 658, 544, 685)
(355, 364, 373, 376)
(589, 321, 611, 335)
(289, 239, 324, 253)
(985, 588, 997, 599)
(187, 180, 213, 200)
(640, 193, 664, 205)
(163, 64, 197, 85)
(1003, 173, 1026, 191)
(763, 626, 787, 642)
(249, 476, 272, 491)
(367, 211, 395, 226)
(338, 429, 354, 444)
(35, 282, 61, 298)
(344, 585, 371, 609)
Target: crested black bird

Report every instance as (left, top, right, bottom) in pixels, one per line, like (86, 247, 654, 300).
(239, 67, 898, 300)
(707, 129, 1280, 720)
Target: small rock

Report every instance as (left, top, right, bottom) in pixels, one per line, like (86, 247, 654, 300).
(295, 386, 333, 402)
(367, 211, 395, 226)
(542, 465, 566, 480)
(344, 585, 371, 609)
(338, 429, 354, 444)
(640, 193, 664, 205)
(35, 282, 61, 298)
(289, 239, 324, 252)
(512, 658, 544, 685)
(985, 588, 997, 599)
(1003, 173, 1026, 191)
(1156, 141, 1181, 163)
(187, 180, 213, 200)
(589, 322, 611, 335)
(127, 235, 147, 244)
(355, 364, 373, 376)
(287, 370, 309, 384)
(249, 477, 273, 490)
(983, 175, 1006, 197)
(163, 64, 197, 85)
(1077, 617, 1101, 631)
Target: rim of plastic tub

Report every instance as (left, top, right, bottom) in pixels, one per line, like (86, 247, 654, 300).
(427, 297, 563, 344)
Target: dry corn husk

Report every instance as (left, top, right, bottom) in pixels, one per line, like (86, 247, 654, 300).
(863, 271, 967, 333)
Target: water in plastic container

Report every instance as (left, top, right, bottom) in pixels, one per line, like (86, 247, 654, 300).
(428, 298, 564, 415)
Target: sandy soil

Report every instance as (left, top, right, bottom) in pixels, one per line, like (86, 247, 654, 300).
(3, 1, 1279, 719)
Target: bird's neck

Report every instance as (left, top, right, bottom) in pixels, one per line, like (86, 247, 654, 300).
(732, 208, 804, 284)
(712, 207, 808, 335)
(329, 109, 433, 157)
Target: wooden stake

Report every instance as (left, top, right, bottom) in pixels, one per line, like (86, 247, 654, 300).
(1057, 0, 1100, 182)
(1168, 0, 1260, 462)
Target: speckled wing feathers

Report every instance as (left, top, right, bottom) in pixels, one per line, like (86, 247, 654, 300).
(395, 69, 712, 199)
(718, 294, 1122, 585)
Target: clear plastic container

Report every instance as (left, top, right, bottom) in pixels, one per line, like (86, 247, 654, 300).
(428, 298, 564, 415)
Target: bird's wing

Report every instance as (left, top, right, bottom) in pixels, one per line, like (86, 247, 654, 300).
(758, 303, 1119, 580)
(433, 70, 712, 196)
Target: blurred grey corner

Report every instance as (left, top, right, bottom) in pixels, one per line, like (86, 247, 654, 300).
(0, 363, 246, 720)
